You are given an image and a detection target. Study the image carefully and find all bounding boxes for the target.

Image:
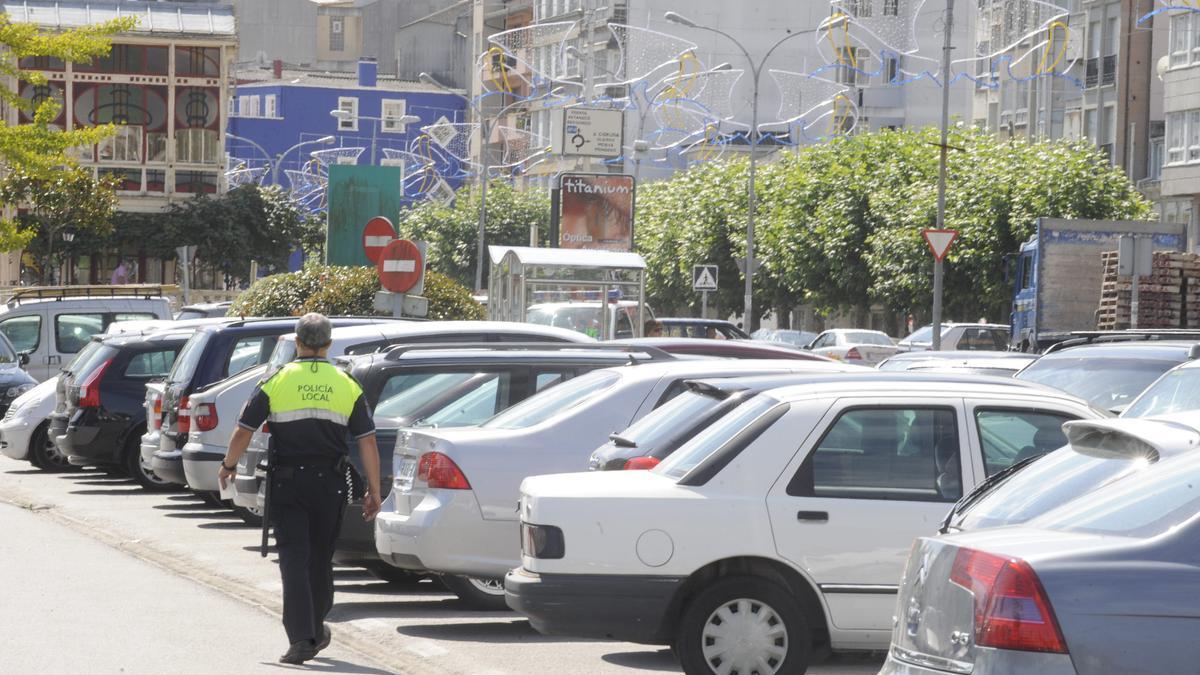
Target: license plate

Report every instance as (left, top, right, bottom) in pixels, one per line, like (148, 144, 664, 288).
(396, 457, 417, 493)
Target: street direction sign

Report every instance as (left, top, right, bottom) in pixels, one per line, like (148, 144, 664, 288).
(551, 108, 624, 158)
(922, 229, 958, 262)
(376, 239, 425, 293)
(693, 264, 719, 292)
(362, 216, 396, 263)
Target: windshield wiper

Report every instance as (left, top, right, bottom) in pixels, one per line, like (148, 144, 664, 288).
(609, 433, 638, 448)
(939, 454, 1044, 534)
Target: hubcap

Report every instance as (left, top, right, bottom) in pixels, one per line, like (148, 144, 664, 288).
(700, 598, 789, 675)
(468, 577, 505, 595)
(41, 436, 70, 468)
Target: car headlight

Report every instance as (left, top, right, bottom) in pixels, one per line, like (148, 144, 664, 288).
(7, 384, 33, 398)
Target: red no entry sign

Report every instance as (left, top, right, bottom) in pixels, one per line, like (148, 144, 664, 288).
(362, 217, 396, 264)
(376, 239, 424, 293)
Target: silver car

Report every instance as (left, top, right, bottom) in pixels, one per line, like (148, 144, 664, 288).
(883, 416, 1200, 675)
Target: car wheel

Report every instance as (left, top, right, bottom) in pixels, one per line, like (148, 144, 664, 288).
(231, 504, 263, 527)
(124, 432, 174, 492)
(674, 576, 810, 675)
(29, 422, 75, 472)
(441, 575, 510, 610)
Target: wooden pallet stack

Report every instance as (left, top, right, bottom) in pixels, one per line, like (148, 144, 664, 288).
(1097, 251, 1200, 329)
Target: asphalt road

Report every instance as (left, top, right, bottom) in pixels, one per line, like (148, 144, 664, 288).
(0, 455, 884, 675)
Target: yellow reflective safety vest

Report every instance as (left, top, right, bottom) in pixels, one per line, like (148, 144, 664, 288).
(260, 360, 364, 426)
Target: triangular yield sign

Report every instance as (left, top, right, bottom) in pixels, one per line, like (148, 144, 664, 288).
(695, 268, 717, 289)
(922, 229, 958, 262)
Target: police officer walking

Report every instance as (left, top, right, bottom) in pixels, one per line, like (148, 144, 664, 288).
(218, 313, 382, 665)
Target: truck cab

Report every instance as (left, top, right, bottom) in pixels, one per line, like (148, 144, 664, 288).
(1010, 237, 1038, 351)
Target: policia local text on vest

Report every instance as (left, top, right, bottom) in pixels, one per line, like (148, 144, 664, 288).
(218, 313, 382, 666)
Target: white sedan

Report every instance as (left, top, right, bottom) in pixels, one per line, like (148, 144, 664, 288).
(504, 373, 1102, 675)
(0, 377, 61, 469)
(805, 329, 899, 365)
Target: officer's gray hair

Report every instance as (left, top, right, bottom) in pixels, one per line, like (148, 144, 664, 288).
(295, 312, 332, 349)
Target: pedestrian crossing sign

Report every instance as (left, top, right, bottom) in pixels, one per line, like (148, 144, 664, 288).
(693, 264, 719, 292)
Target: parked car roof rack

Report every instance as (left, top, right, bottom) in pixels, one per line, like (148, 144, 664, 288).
(1046, 330, 1200, 354)
(6, 284, 179, 307)
(379, 341, 675, 362)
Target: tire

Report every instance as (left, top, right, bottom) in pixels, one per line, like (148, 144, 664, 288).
(198, 490, 225, 508)
(441, 575, 510, 610)
(124, 431, 174, 492)
(29, 422, 75, 473)
(674, 576, 811, 675)
(231, 504, 263, 527)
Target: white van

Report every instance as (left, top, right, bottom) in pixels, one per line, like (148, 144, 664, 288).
(0, 286, 173, 381)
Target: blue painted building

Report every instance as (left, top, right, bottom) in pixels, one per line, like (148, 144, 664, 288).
(226, 58, 467, 205)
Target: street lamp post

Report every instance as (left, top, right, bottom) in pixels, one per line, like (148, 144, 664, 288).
(931, 0, 955, 351)
(664, 12, 813, 329)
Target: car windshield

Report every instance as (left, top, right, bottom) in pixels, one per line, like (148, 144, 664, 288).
(655, 395, 779, 480)
(953, 445, 1150, 531)
(1123, 368, 1200, 418)
(1017, 355, 1179, 411)
(846, 331, 892, 346)
(910, 365, 1019, 377)
(611, 389, 728, 451)
(1031, 450, 1200, 538)
(902, 325, 953, 344)
(167, 331, 212, 384)
(267, 338, 296, 373)
(176, 310, 206, 321)
(527, 306, 601, 337)
(483, 369, 620, 430)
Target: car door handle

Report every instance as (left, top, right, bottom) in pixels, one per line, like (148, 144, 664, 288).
(796, 511, 828, 522)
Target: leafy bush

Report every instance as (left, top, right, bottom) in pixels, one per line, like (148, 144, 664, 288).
(231, 264, 484, 320)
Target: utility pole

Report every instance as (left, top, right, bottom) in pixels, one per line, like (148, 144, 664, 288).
(932, 0, 954, 351)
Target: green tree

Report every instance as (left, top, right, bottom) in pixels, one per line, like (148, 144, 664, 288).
(397, 180, 551, 290)
(0, 167, 119, 283)
(0, 14, 135, 250)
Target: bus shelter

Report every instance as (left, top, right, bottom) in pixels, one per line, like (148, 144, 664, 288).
(488, 246, 648, 340)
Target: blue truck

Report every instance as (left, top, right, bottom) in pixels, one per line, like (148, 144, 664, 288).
(1009, 218, 1188, 352)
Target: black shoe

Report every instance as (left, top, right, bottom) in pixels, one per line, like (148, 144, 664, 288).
(314, 625, 331, 653)
(279, 641, 318, 665)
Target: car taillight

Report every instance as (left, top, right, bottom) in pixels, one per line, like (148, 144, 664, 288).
(77, 359, 113, 409)
(194, 402, 218, 432)
(623, 456, 661, 470)
(417, 452, 470, 489)
(845, 347, 862, 360)
(949, 548, 1067, 654)
(178, 396, 191, 434)
(152, 394, 163, 430)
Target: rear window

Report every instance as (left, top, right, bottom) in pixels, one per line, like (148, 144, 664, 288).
(124, 349, 177, 378)
(1123, 368, 1200, 418)
(953, 446, 1148, 531)
(656, 395, 780, 480)
(67, 340, 109, 375)
(1017, 355, 1180, 411)
(483, 370, 620, 430)
(167, 331, 212, 384)
(1031, 451, 1200, 538)
(73, 344, 118, 380)
(612, 389, 729, 453)
(267, 338, 297, 373)
(846, 331, 892, 346)
(176, 310, 206, 321)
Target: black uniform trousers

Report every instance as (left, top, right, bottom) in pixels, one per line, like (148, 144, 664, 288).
(270, 462, 347, 645)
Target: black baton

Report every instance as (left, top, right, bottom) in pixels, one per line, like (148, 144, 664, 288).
(260, 438, 275, 558)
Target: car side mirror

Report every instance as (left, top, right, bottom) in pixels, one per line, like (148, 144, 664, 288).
(18, 352, 29, 367)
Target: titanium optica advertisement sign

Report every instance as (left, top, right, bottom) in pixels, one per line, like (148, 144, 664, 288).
(555, 173, 635, 252)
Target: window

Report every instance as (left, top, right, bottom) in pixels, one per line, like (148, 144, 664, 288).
(656, 396, 783, 481)
(535, 370, 571, 390)
(1083, 107, 1097, 140)
(226, 337, 275, 377)
(55, 314, 105, 354)
(412, 373, 514, 428)
(238, 95, 260, 118)
(1170, 13, 1191, 68)
(174, 47, 220, 77)
(381, 99, 408, 133)
(175, 129, 220, 164)
(1190, 110, 1200, 162)
(264, 94, 277, 119)
(1021, 254, 1034, 290)
(884, 55, 900, 83)
(330, 17, 345, 52)
(98, 125, 142, 163)
(336, 96, 358, 131)
(883, 0, 900, 16)
(835, 47, 869, 86)
(1168, 111, 1188, 164)
(483, 370, 619, 430)
(974, 409, 1073, 476)
(0, 315, 41, 353)
(787, 407, 961, 502)
(125, 349, 177, 378)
